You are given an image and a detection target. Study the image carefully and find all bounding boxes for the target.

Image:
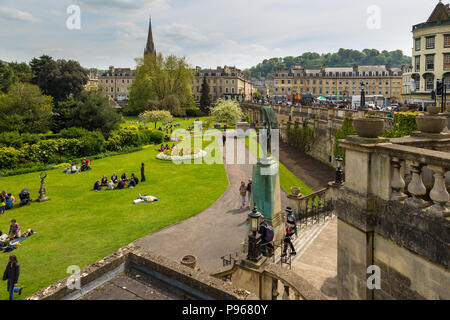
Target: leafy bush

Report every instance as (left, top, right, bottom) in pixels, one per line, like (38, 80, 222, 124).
(286, 121, 314, 152)
(0, 132, 42, 149)
(0, 147, 23, 169)
(381, 112, 418, 138)
(60, 127, 91, 139)
(149, 130, 164, 144)
(185, 107, 206, 118)
(334, 118, 356, 163)
(54, 163, 71, 169)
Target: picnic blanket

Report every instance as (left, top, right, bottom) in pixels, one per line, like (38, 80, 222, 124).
(133, 196, 159, 204)
(2, 230, 36, 253)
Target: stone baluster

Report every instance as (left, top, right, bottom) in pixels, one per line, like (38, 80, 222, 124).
(271, 278, 279, 300)
(405, 161, 429, 208)
(427, 165, 450, 217)
(391, 157, 408, 201)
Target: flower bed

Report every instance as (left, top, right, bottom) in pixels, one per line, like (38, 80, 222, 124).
(156, 147, 207, 161)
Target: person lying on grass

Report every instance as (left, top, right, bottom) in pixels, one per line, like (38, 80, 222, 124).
(137, 194, 158, 202)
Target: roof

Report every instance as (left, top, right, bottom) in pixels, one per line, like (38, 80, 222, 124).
(357, 65, 387, 72)
(324, 67, 354, 73)
(427, 2, 450, 23)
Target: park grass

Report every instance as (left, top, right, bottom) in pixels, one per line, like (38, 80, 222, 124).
(243, 132, 313, 196)
(121, 116, 211, 130)
(0, 136, 227, 300)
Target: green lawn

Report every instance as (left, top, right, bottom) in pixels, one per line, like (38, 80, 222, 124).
(121, 116, 210, 130)
(243, 132, 313, 196)
(0, 136, 227, 299)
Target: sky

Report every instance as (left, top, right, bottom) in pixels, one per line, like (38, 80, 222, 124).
(0, 0, 441, 70)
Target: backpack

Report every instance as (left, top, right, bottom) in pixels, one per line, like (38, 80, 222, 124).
(264, 225, 274, 242)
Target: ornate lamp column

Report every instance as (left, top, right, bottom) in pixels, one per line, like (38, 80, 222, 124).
(247, 206, 262, 262)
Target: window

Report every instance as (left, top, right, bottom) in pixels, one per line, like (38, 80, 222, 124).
(426, 36, 435, 49)
(425, 75, 434, 91)
(415, 56, 421, 72)
(414, 38, 420, 51)
(426, 55, 434, 70)
(445, 35, 450, 48)
(444, 54, 450, 69)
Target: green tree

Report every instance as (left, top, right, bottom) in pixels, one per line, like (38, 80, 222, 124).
(161, 94, 184, 116)
(0, 83, 53, 133)
(0, 61, 15, 93)
(30, 55, 88, 103)
(139, 110, 173, 128)
(54, 90, 122, 135)
(129, 53, 195, 115)
(8, 62, 32, 83)
(253, 91, 262, 101)
(199, 76, 211, 114)
(210, 99, 244, 124)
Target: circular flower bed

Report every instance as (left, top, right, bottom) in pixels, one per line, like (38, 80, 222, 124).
(156, 146, 207, 161)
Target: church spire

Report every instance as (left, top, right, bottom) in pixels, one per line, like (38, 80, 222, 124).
(144, 17, 155, 56)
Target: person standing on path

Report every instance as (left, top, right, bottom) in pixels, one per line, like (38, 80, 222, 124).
(246, 179, 252, 208)
(222, 133, 226, 146)
(3, 255, 22, 300)
(281, 207, 297, 257)
(140, 163, 146, 183)
(239, 181, 247, 210)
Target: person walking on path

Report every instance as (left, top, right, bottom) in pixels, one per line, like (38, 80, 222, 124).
(222, 133, 226, 146)
(246, 179, 252, 208)
(281, 207, 297, 257)
(140, 163, 146, 183)
(3, 255, 22, 300)
(239, 181, 247, 210)
(258, 215, 274, 257)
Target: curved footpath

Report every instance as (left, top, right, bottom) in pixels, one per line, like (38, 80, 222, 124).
(134, 132, 333, 274)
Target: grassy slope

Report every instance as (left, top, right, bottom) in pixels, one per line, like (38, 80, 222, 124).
(0, 136, 227, 299)
(243, 133, 313, 196)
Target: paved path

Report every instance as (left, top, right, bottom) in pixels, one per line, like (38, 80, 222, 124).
(279, 141, 335, 190)
(135, 132, 289, 273)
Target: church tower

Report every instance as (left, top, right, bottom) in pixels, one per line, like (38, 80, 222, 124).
(144, 17, 156, 56)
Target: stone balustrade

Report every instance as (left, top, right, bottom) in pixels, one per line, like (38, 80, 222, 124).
(375, 143, 450, 216)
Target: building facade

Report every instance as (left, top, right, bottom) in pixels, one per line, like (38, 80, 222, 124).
(99, 66, 135, 102)
(274, 64, 402, 104)
(193, 66, 255, 104)
(84, 70, 99, 91)
(405, 1, 450, 107)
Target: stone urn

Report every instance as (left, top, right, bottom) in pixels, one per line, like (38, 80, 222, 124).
(180, 255, 197, 269)
(352, 118, 385, 138)
(426, 106, 440, 115)
(290, 187, 301, 196)
(416, 115, 447, 134)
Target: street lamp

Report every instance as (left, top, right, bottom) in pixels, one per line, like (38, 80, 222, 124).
(335, 155, 344, 185)
(247, 206, 262, 262)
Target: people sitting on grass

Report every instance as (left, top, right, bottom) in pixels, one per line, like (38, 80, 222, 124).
(128, 173, 139, 188)
(121, 173, 127, 181)
(100, 176, 108, 187)
(71, 163, 79, 173)
(8, 220, 21, 240)
(93, 180, 102, 191)
(107, 180, 115, 190)
(80, 159, 91, 172)
(111, 173, 118, 184)
(0, 195, 5, 215)
(116, 179, 125, 190)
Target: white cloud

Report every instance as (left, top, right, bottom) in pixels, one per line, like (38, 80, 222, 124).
(77, 0, 169, 12)
(0, 7, 40, 23)
(158, 23, 208, 43)
(115, 22, 147, 40)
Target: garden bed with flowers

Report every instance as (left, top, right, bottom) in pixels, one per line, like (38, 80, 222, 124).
(156, 146, 207, 161)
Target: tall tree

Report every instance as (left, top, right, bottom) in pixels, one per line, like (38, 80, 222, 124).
(54, 90, 122, 135)
(0, 83, 53, 133)
(0, 61, 15, 93)
(30, 55, 88, 103)
(8, 62, 32, 83)
(199, 76, 211, 114)
(138, 110, 173, 128)
(128, 53, 195, 115)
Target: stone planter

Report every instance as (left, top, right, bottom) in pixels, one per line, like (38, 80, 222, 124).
(426, 106, 440, 115)
(416, 116, 447, 134)
(352, 118, 385, 138)
(180, 255, 197, 269)
(399, 107, 409, 112)
(290, 187, 301, 196)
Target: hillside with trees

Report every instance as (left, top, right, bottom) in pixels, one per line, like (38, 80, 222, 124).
(245, 48, 411, 79)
